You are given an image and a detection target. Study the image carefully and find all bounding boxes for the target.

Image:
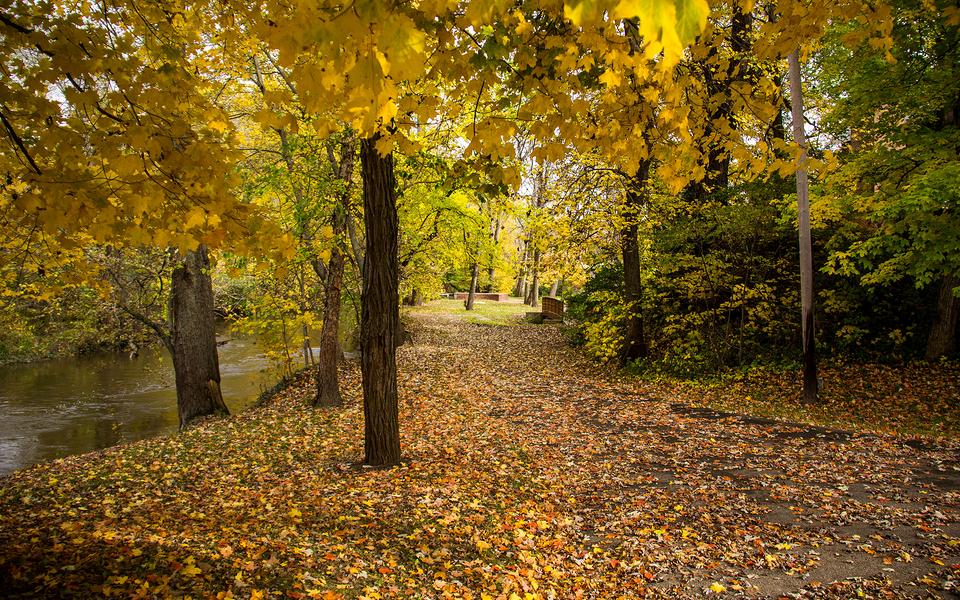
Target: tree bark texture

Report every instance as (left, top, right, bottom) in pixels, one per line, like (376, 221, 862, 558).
(315, 135, 356, 407)
(170, 245, 229, 429)
(926, 274, 959, 360)
(359, 135, 401, 466)
(620, 172, 650, 365)
(788, 50, 819, 403)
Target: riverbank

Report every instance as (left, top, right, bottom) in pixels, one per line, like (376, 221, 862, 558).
(1, 306, 958, 597)
(0, 333, 272, 476)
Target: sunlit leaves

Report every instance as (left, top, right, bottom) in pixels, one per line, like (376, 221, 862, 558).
(613, 0, 710, 65)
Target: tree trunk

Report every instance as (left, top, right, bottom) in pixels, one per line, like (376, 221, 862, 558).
(549, 280, 559, 297)
(315, 230, 346, 407)
(486, 215, 502, 292)
(926, 274, 959, 360)
(315, 133, 355, 408)
(403, 288, 425, 306)
(170, 245, 229, 429)
(466, 259, 480, 310)
(788, 50, 819, 403)
(514, 240, 528, 297)
(528, 248, 541, 307)
(620, 163, 651, 365)
(359, 135, 400, 466)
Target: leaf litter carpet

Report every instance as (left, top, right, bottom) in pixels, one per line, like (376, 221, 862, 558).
(1, 310, 958, 598)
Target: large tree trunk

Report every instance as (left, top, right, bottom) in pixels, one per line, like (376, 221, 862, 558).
(788, 50, 819, 403)
(620, 163, 650, 365)
(359, 135, 400, 466)
(170, 245, 229, 429)
(549, 280, 559, 297)
(315, 135, 356, 407)
(926, 274, 959, 360)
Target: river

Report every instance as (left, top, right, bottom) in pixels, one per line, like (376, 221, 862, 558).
(0, 335, 277, 477)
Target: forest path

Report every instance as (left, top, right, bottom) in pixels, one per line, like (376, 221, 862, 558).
(402, 308, 960, 597)
(3, 304, 959, 599)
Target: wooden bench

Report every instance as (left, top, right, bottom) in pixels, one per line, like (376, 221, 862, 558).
(526, 297, 564, 323)
(542, 297, 564, 320)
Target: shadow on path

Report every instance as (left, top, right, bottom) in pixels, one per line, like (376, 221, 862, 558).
(405, 309, 960, 598)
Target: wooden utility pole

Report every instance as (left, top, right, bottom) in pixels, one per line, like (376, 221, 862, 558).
(788, 50, 818, 403)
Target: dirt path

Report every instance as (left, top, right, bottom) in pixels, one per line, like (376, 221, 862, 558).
(403, 310, 960, 598)
(1, 307, 958, 598)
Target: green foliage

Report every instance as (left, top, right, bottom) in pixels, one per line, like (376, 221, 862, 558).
(565, 263, 625, 359)
(228, 267, 321, 378)
(579, 291, 629, 363)
(570, 173, 946, 374)
(816, 0, 960, 296)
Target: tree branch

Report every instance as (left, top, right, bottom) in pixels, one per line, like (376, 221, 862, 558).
(0, 108, 42, 175)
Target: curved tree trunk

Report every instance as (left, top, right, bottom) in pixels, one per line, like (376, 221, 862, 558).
(360, 135, 400, 467)
(315, 135, 356, 408)
(171, 245, 229, 429)
(486, 215, 502, 292)
(549, 280, 559, 298)
(514, 240, 528, 297)
(466, 259, 479, 310)
(926, 274, 959, 360)
(315, 238, 346, 407)
(528, 248, 541, 307)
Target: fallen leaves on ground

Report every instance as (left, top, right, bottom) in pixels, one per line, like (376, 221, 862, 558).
(1, 307, 958, 598)
(655, 360, 960, 439)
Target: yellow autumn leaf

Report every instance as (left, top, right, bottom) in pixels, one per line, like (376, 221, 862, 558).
(613, 0, 709, 67)
(599, 69, 621, 88)
(184, 208, 207, 231)
(208, 119, 230, 133)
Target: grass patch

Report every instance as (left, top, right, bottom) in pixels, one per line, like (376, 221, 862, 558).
(407, 298, 533, 326)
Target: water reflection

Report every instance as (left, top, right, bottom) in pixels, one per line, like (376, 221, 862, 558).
(0, 335, 277, 476)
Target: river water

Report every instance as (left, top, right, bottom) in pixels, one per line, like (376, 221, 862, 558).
(0, 336, 276, 477)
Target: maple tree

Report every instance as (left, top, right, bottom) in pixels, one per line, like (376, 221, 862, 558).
(0, 0, 283, 427)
